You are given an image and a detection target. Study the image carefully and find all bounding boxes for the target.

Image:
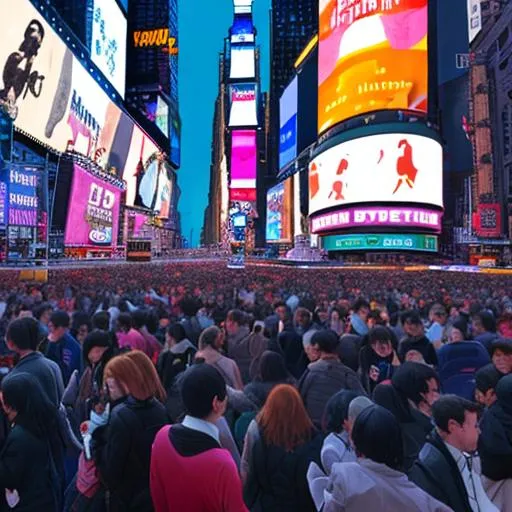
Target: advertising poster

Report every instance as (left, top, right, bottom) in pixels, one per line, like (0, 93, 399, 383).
(8, 167, 39, 226)
(467, 0, 482, 43)
(229, 84, 258, 127)
(0, 109, 12, 165)
(309, 133, 443, 215)
(64, 165, 122, 247)
(91, 0, 127, 97)
(126, 211, 150, 239)
(230, 130, 257, 189)
(230, 46, 256, 80)
(321, 233, 438, 252)
(318, 0, 428, 133)
(266, 181, 293, 243)
(279, 77, 298, 170)
(231, 15, 255, 43)
(475, 204, 502, 238)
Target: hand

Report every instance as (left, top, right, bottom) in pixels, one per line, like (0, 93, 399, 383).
(47, 332, 59, 343)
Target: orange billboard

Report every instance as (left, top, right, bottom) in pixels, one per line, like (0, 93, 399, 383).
(318, 0, 428, 134)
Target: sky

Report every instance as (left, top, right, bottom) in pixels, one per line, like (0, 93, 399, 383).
(178, 0, 270, 247)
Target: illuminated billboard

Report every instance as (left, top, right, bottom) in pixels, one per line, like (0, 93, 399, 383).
(293, 171, 303, 237)
(318, 0, 428, 133)
(279, 77, 298, 169)
(234, 0, 254, 14)
(266, 181, 293, 243)
(321, 233, 438, 252)
(91, 0, 127, 96)
(65, 165, 122, 247)
(229, 84, 258, 127)
(467, 0, 482, 43)
(230, 130, 257, 189)
(474, 204, 502, 238)
(309, 133, 443, 216)
(231, 15, 255, 43)
(230, 46, 255, 79)
(311, 206, 442, 234)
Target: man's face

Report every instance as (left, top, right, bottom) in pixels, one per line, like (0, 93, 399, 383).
(358, 307, 370, 322)
(451, 411, 480, 453)
(475, 388, 497, 408)
(493, 349, 512, 375)
(421, 378, 441, 409)
(225, 319, 238, 336)
(472, 320, 484, 336)
(405, 320, 423, 338)
(276, 306, 287, 322)
(305, 344, 320, 362)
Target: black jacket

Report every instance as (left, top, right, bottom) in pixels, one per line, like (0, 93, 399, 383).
(408, 430, 472, 512)
(93, 396, 169, 512)
(244, 430, 322, 512)
(398, 335, 438, 366)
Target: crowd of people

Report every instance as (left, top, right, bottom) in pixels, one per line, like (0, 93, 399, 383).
(0, 260, 510, 511)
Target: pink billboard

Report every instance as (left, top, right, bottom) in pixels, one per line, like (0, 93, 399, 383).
(64, 165, 122, 247)
(311, 206, 442, 234)
(230, 130, 257, 189)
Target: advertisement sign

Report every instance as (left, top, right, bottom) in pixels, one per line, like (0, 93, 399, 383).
(266, 181, 293, 243)
(475, 204, 502, 238)
(230, 130, 257, 189)
(309, 133, 443, 216)
(230, 46, 255, 80)
(91, 0, 127, 96)
(293, 171, 303, 237)
(311, 206, 442, 234)
(0, 109, 12, 165)
(229, 84, 258, 127)
(8, 167, 39, 226)
(0, 181, 7, 227)
(467, 0, 482, 43)
(132, 28, 178, 55)
(321, 233, 438, 252)
(230, 188, 257, 202)
(231, 15, 255, 43)
(126, 211, 150, 239)
(318, 0, 428, 133)
(64, 165, 122, 247)
(234, 0, 254, 15)
(279, 76, 298, 169)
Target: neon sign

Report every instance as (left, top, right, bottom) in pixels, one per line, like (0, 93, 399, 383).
(132, 29, 178, 55)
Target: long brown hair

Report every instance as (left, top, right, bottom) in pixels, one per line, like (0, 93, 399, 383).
(257, 384, 313, 452)
(124, 350, 166, 403)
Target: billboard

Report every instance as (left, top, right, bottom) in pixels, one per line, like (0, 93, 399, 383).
(321, 233, 439, 252)
(311, 206, 442, 234)
(234, 0, 254, 15)
(230, 46, 255, 79)
(467, 0, 482, 43)
(91, 0, 127, 96)
(309, 133, 443, 216)
(474, 204, 502, 238)
(230, 130, 257, 190)
(126, 211, 150, 239)
(231, 15, 255, 43)
(229, 84, 258, 127)
(279, 77, 298, 169)
(266, 181, 293, 243)
(318, 0, 428, 133)
(64, 165, 122, 247)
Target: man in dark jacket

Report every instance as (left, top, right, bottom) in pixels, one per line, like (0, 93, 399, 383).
(409, 395, 498, 512)
(472, 310, 499, 355)
(299, 330, 365, 427)
(398, 311, 437, 365)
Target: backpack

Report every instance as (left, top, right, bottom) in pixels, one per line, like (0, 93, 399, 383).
(234, 411, 257, 451)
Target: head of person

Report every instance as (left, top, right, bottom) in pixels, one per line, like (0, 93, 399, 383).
(391, 362, 441, 417)
(448, 320, 468, 343)
(472, 310, 497, 336)
(116, 313, 133, 333)
(353, 299, 370, 322)
(180, 297, 200, 318)
(314, 306, 329, 325)
(430, 305, 448, 326)
(257, 351, 289, 383)
(310, 329, 339, 359)
(402, 311, 424, 338)
(131, 310, 148, 331)
(225, 309, 246, 336)
(83, 330, 113, 367)
(274, 301, 289, 323)
(368, 326, 394, 359)
(347, 396, 374, 435)
(432, 395, 481, 453)
(180, 364, 227, 422)
(257, 384, 313, 452)
(302, 329, 320, 362)
(491, 339, 512, 375)
(6, 316, 40, 353)
(124, 351, 166, 403)
(495, 373, 512, 416)
(367, 310, 384, 329)
(71, 312, 91, 344)
(198, 325, 224, 352)
(330, 307, 345, 325)
(48, 310, 70, 339)
(323, 390, 361, 434)
(475, 364, 502, 408)
(33, 303, 53, 325)
(92, 311, 111, 331)
(294, 307, 312, 332)
(166, 322, 187, 348)
(351, 404, 404, 471)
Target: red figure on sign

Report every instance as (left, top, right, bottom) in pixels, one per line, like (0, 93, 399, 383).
(329, 157, 349, 201)
(309, 162, 319, 199)
(393, 139, 418, 194)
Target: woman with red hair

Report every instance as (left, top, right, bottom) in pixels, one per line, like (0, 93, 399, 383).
(243, 384, 321, 511)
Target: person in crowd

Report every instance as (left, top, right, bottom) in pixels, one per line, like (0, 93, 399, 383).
(179, 297, 203, 345)
(150, 364, 247, 512)
(319, 405, 452, 512)
(44, 310, 82, 386)
(409, 395, 498, 512)
(299, 330, 365, 427)
(498, 311, 512, 338)
(0, 373, 66, 511)
(92, 352, 168, 511)
(348, 299, 370, 337)
(243, 384, 322, 511)
(70, 312, 92, 345)
(116, 313, 150, 355)
(474, 363, 502, 408)
(491, 338, 512, 376)
(132, 310, 162, 361)
(33, 302, 53, 340)
(426, 305, 449, 349)
(195, 325, 244, 390)
(337, 333, 363, 372)
(123, 350, 167, 403)
(359, 326, 401, 393)
(328, 307, 345, 336)
(472, 311, 499, 355)
(398, 311, 438, 365)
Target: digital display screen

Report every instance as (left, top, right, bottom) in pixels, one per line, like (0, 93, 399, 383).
(321, 233, 439, 252)
(231, 15, 255, 43)
(309, 132, 443, 216)
(279, 77, 298, 169)
(229, 84, 258, 127)
(318, 0, 428, 133)
(230, 46, 256, 79)
(230, 130, 257, 190)
(467, 0, 482, 43)
(266, 180, 293, 243)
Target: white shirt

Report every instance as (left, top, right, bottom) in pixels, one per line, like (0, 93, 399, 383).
(444, 442, 498, 512)
(181, 415, 220, 444)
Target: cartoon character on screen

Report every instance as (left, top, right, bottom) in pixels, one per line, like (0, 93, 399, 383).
(328, 156, 350, 201)
(392, 139, 418, 194)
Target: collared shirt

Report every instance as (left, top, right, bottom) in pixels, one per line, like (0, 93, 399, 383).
(444, 442, 498, 512)
(182, 415, 220, 444)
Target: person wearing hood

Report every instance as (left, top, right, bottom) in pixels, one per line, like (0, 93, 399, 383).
(474, 364, 502, 408)
(319, 405, 451, 511)
(472, 311, 499, 355)
(348, 299, 370, 337)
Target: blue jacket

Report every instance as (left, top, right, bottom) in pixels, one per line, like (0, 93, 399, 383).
(45, 333, 82, 386)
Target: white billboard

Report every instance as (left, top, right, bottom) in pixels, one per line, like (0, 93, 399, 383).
(233, 0, 253, 14)
(309, 133, 443, 216)
(228, 84, 258, 127)
(467, 0, 482, 43)
(230, 46, 255, 79)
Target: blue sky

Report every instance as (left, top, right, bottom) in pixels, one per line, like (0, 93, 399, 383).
(178, 0, 270, 247)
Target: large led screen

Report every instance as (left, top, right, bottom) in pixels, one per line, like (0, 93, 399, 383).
(279, 77, 298, 169)
(293, 171, 303, 237)
(321, 233, 438, 252)
(318, 0, 428, 133)
(91, 0, 127, 96)
(266, 181, 293, 243)
(65, 165, 122, 247)
(229, 84, 258, 127)
(230, 46, 255, 79)
(231, 15, 255, 43)
(230, 130, 257, 189)
(309, 133, 443, 216)
(467, 0, 482, 43)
